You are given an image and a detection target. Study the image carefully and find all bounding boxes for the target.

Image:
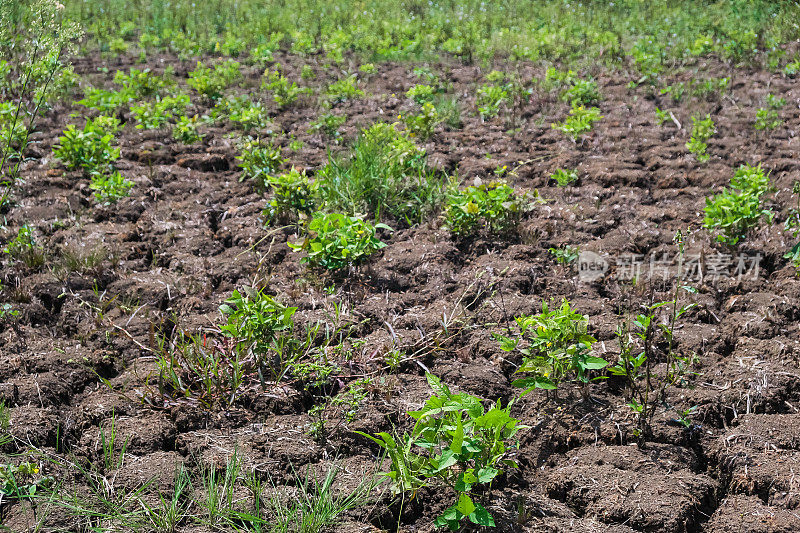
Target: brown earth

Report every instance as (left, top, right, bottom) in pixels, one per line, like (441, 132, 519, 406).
(2, 47, 800, 532)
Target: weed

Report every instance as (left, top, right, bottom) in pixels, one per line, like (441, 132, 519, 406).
(289, 212, 391, 270)
(445, 179, 528, 235)
(317, 122, 444, 224)
(265, 462, 377, 532)
(686, 114, 715, 162)
(357, 373, 523, 531)
(3, 224, 46, 269)
(552, 103, 602, 142)
(0, 461, 53, 503)
(496, 299, 607, 397)
(703, 163, 772, 245)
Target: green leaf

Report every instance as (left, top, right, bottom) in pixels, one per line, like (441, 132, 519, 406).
(512, 376, 557, 390)
(468, 503, 495, 527)
(450, 415, 464, 454)
(476, 466, 499, 483)
(583, 356, 608, 370)
(456, 493, 476, 516)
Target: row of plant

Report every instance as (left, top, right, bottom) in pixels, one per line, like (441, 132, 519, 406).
(64, 0, 800, 70)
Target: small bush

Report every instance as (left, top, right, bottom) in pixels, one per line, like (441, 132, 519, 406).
(445, 179, 528, 235)
(496, 299, 607, 395)
(309, 113, 346, 138)
(264, 167, 318, 223)
(131, 93, 190, 129)
(262, 69, 309, 108)
(90, 171, 133, 205)
(356, 373, 523, 531)
(172, 115, 204, 144)
(560, 78, 601, 106)
(686, 114, 715, 162)
(237, 138, 286, 190)
(552, 104, 602, 141)
(325, 75, 363, 105)
(187, 60, 241, 100)
(551, 168, 578, 187)
(476, 84, 508, 119)
(703, 163, 773, 245)
(406, 84, 436, 105)
(53, 116, 120, 174)
(754, 93, 786, 131)
(402, 102, 441, 139)
(289, 213, 391, 270)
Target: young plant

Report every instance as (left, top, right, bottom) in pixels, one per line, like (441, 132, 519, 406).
(263, 167, 318, 224)
(325, 74, 363, 105)
(609, 231, 697, 447)
(237, 138, 286, 190)
(444, 179, 528, 235)
(309, 112, 346, 138)
(402, 102, 441, 139)
(53, 116, 120, 174)
(406, 83, 437, 105)
(560, 78, 601, 106)
(215, 96, 270, 132)
(187, 60, 241, 100)
(551, 168, 578, 187)
(783, 181, 800, 272)
(476, 83, 508, 119)
(552, 104, 602, 142)
(219, 286, 298, 382)
(90, 170, 133, 205)
(496, 299, 607, 397)
(549, 245, 579, 265)
(130, 93, 190, 129)
(172, 114, 204, 144)
(686, 114, 715, 163)
(754, 93, 786, 130)
(262, 69, 309, 108)
(289, 213, 391, 270)
(356, 373, 523, 531)
(703, 163, 773, 245)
